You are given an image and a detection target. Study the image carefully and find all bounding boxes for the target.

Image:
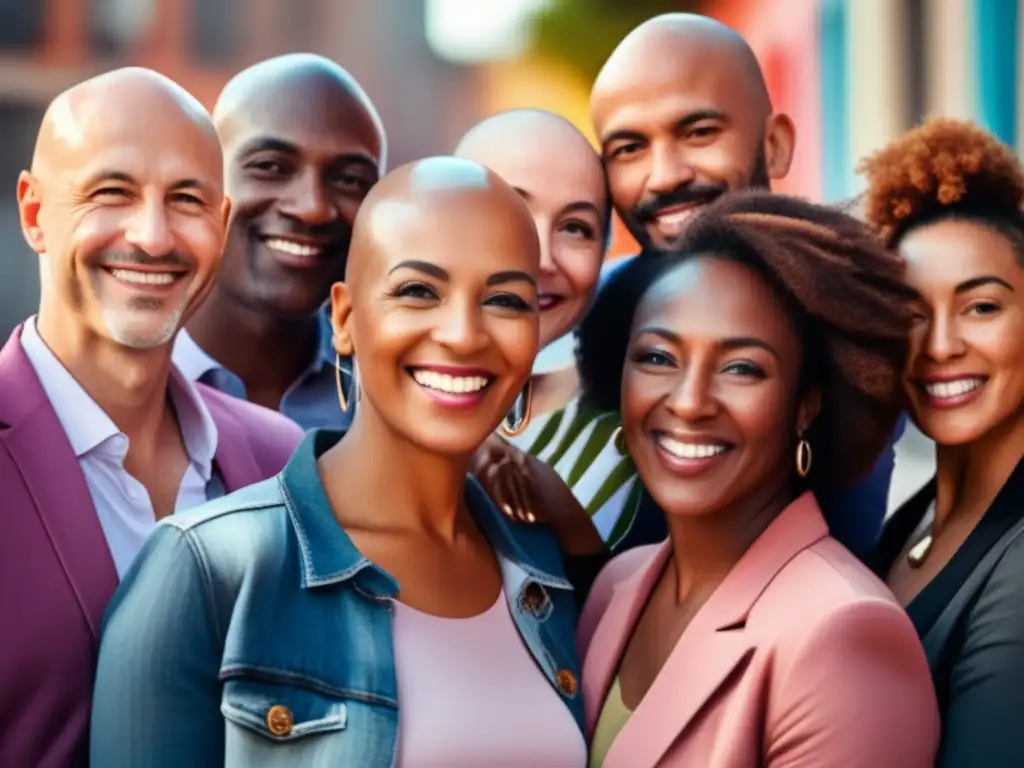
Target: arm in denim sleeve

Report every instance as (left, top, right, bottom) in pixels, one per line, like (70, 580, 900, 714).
(90, 524, 225, 767)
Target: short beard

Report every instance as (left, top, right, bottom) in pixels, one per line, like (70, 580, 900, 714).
(101, 300, 186, 350)
(628, 145, 772, 253)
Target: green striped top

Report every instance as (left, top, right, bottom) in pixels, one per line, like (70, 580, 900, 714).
(508, 396, 642, 550)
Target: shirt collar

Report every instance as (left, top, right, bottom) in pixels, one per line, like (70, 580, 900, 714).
(22, 317, 218, 479)
(172, 328, 221, 383)
(282, 429, 571, 593)
(173, 312, 337, 383)
(533, 332, 576, 375)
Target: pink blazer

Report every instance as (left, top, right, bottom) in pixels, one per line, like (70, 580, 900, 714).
(579, 493, 939, 768)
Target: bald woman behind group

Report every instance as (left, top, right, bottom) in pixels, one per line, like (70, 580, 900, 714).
(91, 157, 589, 767)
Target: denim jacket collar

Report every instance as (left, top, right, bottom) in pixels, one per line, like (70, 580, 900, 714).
(279, 430, 572, 596)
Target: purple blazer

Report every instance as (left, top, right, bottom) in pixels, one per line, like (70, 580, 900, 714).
(0, 325, 304, 767)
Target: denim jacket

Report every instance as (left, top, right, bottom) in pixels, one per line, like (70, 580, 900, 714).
(90, 430, 584, 767)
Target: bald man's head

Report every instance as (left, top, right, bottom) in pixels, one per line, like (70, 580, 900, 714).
(455, 109, 610, 347)
(200, 53, 387, 323)
(592, 13, 795, 252)
(18, 67, 229, 353)
(331, 156, 541, 455)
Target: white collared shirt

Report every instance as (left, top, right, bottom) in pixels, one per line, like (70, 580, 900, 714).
(21, 317, 219, 577)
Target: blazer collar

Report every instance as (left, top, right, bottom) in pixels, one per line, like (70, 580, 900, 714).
(583, 492, 830, 767)
(0, 325, 118, 641)
(195, 383, 262, 493)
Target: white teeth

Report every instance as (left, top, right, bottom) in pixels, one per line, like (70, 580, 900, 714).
(109, 269, 178, 286)
(265, 238, 322, 257)
(656, 209, 698, 225)
(412, 370, 491, 394)
(925, 378, 984, 399)
(658, 435, 729, 459)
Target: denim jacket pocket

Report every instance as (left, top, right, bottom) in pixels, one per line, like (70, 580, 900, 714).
(221, 677, 352, 765)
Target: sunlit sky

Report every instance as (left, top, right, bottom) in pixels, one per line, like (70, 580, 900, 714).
(425, 0, 552, 63)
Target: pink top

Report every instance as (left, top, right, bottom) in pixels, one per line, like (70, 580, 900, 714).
(393, 593, 586, 767)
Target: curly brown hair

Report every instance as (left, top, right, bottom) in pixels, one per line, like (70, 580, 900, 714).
(858, 117, 1024, 247)
(577, 191, 913, 494)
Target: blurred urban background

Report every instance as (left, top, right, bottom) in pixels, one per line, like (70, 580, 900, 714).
(0, 0, 1019, 337)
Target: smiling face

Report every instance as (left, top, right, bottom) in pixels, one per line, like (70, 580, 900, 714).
(19, 81, 228, 350)
(621, 255, 813, 517)
(455, 112, 609, 347)
(592, 25, 793, 252)
(217, 75, 383, 318)
(334, 160, 541, 457)
(900, 217, 1024, 446)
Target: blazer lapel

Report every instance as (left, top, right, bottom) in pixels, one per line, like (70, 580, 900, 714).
(583, 542, 672, 733)
(607, 624, 754, 767)
(201, 389, 261, 492)
(0, 327, 117, 641)
(602, 493, 829, 767)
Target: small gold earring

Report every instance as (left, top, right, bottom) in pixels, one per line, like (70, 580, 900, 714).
(610, 425, 627, 455)
(796, 436, 812, 478)
(335, 354, 349, 413)
(500, 380, 533, 438)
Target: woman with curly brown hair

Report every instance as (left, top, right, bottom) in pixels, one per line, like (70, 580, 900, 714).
(861, 118, 1024, 766)
(575, 190, 938, 767)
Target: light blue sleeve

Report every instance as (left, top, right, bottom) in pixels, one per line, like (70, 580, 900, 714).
(90, 524, 225, 767)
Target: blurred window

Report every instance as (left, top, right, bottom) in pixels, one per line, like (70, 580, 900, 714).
(278, 0, 315, 51)
(0, 0, 45, 51)
(906, 0, 927, 125)
(189, 0, 242, 65)
(90, 0, 157, 58)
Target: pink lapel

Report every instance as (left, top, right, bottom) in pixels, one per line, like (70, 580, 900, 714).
(593, 493, 830, 767)
(0, 326, 118, 640)
(583, 542, 672, 734)
(198, 386, 262, 492)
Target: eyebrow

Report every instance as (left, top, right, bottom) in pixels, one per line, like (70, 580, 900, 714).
(237, 135, 379, 171)
(389, 260, 448, 280)
(638, 326, 780, 359)
(601, 109, 730, 148)
(486, 270, 536, 288)
(82, 170, 212, 197)
(512, 187, 603, 220)
(82, 170, 136, 189)
(387, 261, 536, 288)
(955, 275, 1014, 293)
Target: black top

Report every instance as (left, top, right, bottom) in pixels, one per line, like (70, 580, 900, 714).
(871, 458, 1024, 767)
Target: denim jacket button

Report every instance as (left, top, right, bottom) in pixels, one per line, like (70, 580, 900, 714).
(266, 704, 294, 737)
(556, 669, 578, 697)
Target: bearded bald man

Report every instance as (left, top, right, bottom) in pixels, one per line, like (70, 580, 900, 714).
(582, 14, 903, 558)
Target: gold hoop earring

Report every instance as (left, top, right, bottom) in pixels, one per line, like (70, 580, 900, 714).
(610, 425, 627, 455)
(796, 437, 812, 478)
(335, 354, 349, 413)
(499, 379, 533, 438)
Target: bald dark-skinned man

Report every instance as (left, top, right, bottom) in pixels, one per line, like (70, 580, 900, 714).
(582, 14, 902, 558)
(92, 157, 588, 767)
(0, 68, 301, 767)
(174, 54, 386, 431)
(593, 13, 794, 254)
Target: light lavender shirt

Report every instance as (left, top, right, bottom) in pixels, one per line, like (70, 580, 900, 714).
(20, 317, 218, 578)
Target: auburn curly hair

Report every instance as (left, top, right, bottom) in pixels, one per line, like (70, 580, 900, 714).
(858, 117, 1024, 248)
(576, 190, 914, 495)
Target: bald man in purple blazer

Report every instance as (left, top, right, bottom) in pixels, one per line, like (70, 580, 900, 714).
(0, 68, 303, 767)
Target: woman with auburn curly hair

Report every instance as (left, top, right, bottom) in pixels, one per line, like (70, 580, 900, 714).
(576, 190, 938, 767)
(861, 118, 1024, 766)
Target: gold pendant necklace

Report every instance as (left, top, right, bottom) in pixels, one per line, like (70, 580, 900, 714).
(907, 533, 934, 568)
